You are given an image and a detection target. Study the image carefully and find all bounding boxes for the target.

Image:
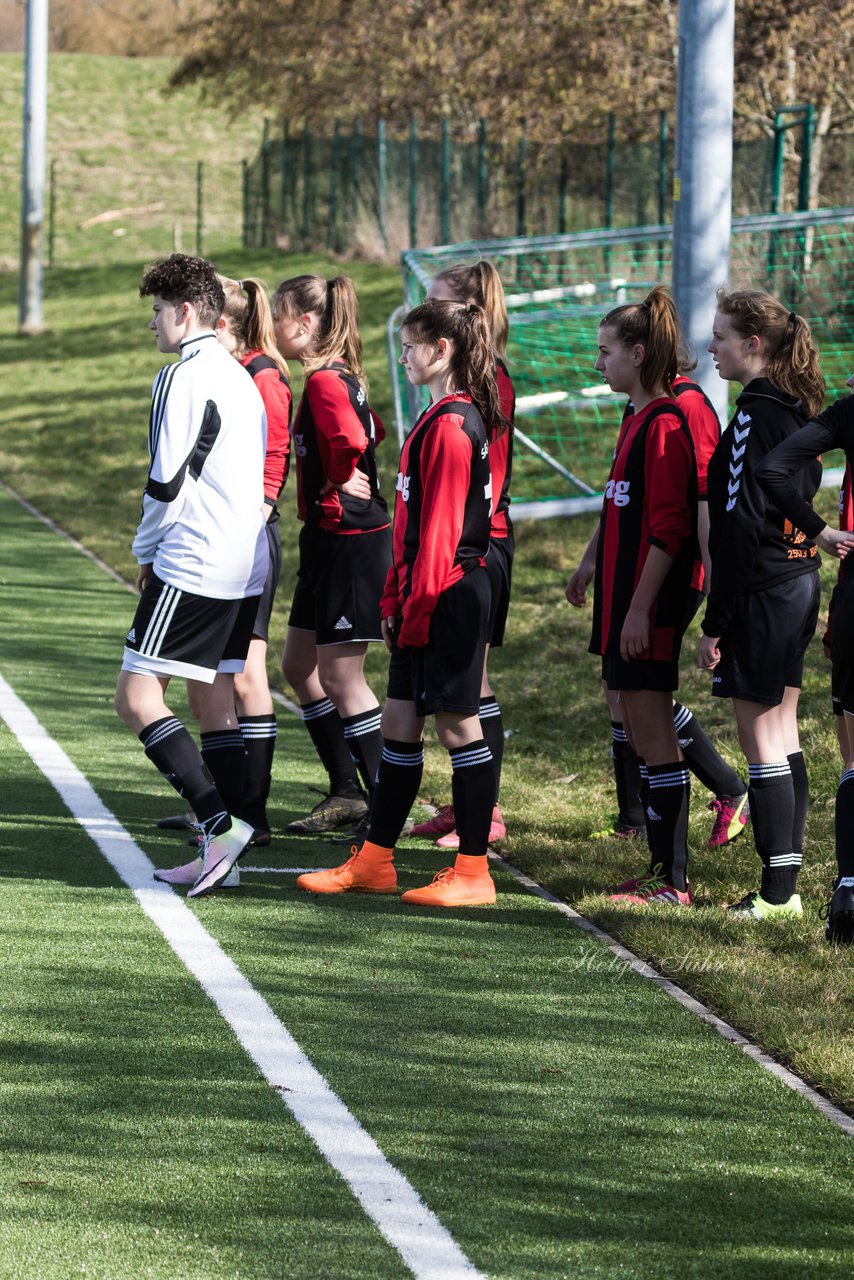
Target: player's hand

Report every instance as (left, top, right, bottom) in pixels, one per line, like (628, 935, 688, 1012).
(619, 606, 650, 661)
(381, 615, 398, 653)
(699, 634, 721, 670)
(339, 469, 372, 500)
(565, 561, 594, 607)
(135, 563, 153, 594)
(817, 526, 854, 558)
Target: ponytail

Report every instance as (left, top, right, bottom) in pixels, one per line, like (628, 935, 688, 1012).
(219, 275, 289, 377)
(402, 298, 509, 435)
(432, 260, 509, 357)
(601, 284, 681, 396)
(715, 288, 824, 419)
(272, 273, 365, 385)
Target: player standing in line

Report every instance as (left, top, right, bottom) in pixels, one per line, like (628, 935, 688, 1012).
(570, 286, 699, 906)
(756, 368, 854, 942)
(407, 261, 515, 850)
(156, 276, 292, 855)
(569, 366, 750, 850)
(115, 253, 268, 899)
(699, 288, 825, 921)
(297, 298, 504, 907)
(272, 275, 391, 839)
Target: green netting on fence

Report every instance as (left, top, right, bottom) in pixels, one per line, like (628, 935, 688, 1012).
(389, 208, 854, 517)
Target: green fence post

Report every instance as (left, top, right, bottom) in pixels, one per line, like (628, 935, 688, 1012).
(605, 112, 616, 229)
(47, 158, 56, 269)
(798, 102, 814, 211)
(658, 110, 668, 224)
(767, 110, 785, 279)
(477, 118, 487, 233)
(409, 116, 418, 248)
(516, 117, 527, 238)
(242, 158, 249, 249)
(327, 117, 341, 251)
(195, 160, 204, 256)
(378, 117, 388, 251)
(279, 117, 289, 240)
(558, 148, 568, 236)
(260, 118, 271, 248)
(352, 117, 362, 239)
(301, 125, 312, 246)
(440, 117, 451, 244)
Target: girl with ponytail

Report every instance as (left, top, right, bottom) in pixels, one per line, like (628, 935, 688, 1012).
(568, 285, 700, 907)
(699, 288, 825, 921)
(154, 275, 291, 855)
(406, 260, 515, 850)
(297, 298, 502, 907)
(272, 274, 392, 838)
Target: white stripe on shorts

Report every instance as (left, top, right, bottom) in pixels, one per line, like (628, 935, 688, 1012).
(139, 583, 182, 657)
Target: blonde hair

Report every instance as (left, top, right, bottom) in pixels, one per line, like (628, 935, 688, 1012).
(402, 299, 508, 436)
(272, 274, 365, 385)
(218, 276, 289, 377)
(600, 284, 682, 397)
(431, 260, 509, 358)
(715, 287, 825, 420)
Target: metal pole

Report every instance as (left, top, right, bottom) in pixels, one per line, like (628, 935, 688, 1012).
(279, 117, 289, 238)
(604, 112, 616, 229)
(242, 159, 249, 248)
(440, 117, 451, 244)
(408, 116, 418, 248)
(196, 160, 204, 256)
(327, 117, 341, 251)
(377, 117, 388, 251)
(18, 0, 48, 334)
(352, 117, 362, 237)
(672, 0, 735, 426)
(477, 118, 487, 234)
(516, 117, 527, 238)
(47, 156, 56, 269)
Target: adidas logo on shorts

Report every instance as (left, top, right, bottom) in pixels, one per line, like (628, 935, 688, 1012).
(126, 627, 136, 643)
(334, 616, 352, 631)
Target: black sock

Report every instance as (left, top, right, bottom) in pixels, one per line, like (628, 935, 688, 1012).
(450, 739, 495, 854)
(638, 761, 653, 844)
(479, 696, 504, 806)
(611, 722, 644, 828)
(367, 739, 424, 848)
(787, 750, 808, 860)
(672, 703, 745, 800)
(200, 729, 246, 818)
(140, 717, 229, 833)
(835, 769, 854, 880)
(238, 714, 277, 830)
(748, 762, 798, 903)
(300, 697, 362, 797)
(645, 761, 690, 891)
(342, 706, 383, 799)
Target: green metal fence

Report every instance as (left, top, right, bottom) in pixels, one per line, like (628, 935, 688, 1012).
(243, 114, 854, 261)
(388, 208, 854, 519)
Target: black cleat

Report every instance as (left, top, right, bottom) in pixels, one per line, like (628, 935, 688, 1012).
(820, 881, 854, 946)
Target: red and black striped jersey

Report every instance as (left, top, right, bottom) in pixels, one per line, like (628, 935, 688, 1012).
(590, 398, 697, 661)
(241, 350, 292, 505)
(292, 360, 389, 534)
(490, 358, 516, 539)
(381, 393, 491, 649)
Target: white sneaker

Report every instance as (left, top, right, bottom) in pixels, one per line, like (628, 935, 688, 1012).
(153, 855, 239, 888)
(187, 818, 254, 898)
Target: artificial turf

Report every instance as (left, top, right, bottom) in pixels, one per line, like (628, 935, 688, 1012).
(2, 468, 853, 1279)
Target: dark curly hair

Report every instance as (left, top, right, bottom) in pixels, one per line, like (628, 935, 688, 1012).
(139, 253, 225, 328)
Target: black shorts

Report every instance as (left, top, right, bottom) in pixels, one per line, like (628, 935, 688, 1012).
(601, 654, 680, 693)
(252, 517, 282, 643)
(830, 578, 854, 716)
(386, 570, 490, 715)
(712, 572, 820, 706)
(122, 573, 259, 683)
(288, 523, 391, 646)
(485, 532, 514, 648)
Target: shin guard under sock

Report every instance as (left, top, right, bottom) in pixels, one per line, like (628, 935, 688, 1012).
(238, 714, 277, 828)
(200, 729, 246, 818)
(645, 761, 690, 891)
(673, 702, 745, 800)
(342, 706, 383, 798)
(450, 739, 495, 855)
(479, 697, 505, 805)
(835, 769, 854, 880)
(140, 717, 228, 831)
(367, 739, 424, 848)
(787, 750, 808, 860)
(300, 698, 362, 797)
(611, 722, 644, 829)
(748, 762, 798, 903)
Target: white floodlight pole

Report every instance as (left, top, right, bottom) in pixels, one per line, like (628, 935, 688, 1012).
(19, 0, 49, 335)
(672, 0, 735, 425)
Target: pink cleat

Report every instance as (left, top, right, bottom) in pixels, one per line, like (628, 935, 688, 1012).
(435, 806, 506, 850)
(153, 855, 239, 888)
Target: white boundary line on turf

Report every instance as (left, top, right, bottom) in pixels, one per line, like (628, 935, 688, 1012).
(6, 482, 853, 1143)
(487, 852, 854, 1140)
(0, 673, 484, 1280)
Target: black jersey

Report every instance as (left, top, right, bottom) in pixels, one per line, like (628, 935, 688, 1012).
(704, 377, 821, 638)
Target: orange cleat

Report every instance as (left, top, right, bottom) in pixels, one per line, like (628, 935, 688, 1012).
(400, 857, 496, 908)
(296, 843, 397, 895)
